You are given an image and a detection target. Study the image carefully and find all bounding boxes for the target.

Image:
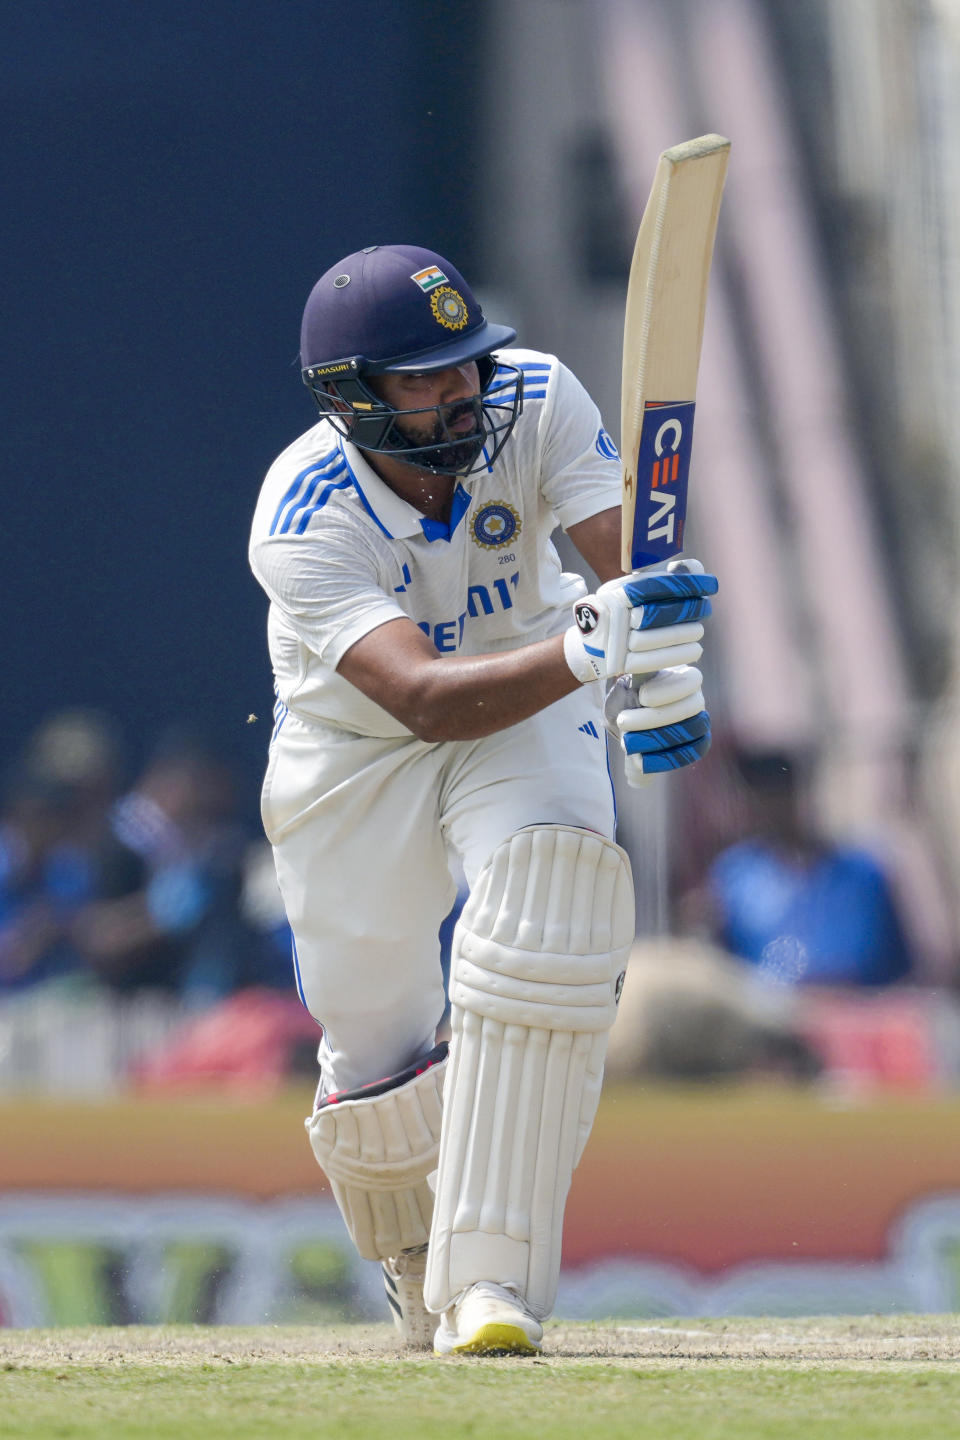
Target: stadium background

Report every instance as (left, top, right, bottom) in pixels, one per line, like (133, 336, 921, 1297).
(4, 0, 960, 1327)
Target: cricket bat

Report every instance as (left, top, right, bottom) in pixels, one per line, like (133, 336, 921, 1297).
(620, 134, 730, 574)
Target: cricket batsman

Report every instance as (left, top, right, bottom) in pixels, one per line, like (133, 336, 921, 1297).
(248, 244, 717, 1354)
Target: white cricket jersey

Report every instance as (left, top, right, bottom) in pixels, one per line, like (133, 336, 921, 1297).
(249, 348, 621, 738)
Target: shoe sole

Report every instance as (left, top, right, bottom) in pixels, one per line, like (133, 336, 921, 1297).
(436, 1322, 541, 1357)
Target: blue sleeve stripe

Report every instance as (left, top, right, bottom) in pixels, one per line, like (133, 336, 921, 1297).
(294, 475, 355, 533)
(488, 382, 546, 401)
(270, 451, 346, 534)
(276, 460, 348, 535)
(271, 453, 347, 535)
(270, 471, 319, 536)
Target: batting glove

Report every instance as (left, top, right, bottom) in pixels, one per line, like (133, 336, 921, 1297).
(562, 559, 718, 684)
(611, 666, 711, 785)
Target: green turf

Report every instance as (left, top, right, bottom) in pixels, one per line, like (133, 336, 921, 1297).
(2, 1325, 960, 1440)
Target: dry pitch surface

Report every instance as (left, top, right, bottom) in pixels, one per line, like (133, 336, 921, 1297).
(3, 1314, 960, 1367)
(3, 1317, 960, 1440)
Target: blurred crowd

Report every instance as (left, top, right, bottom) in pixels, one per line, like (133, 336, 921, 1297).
(2, 707, 959, 1093)
(0, 709, 291, 1008)
(672, 737, 960, 991)
(607, 738, 960, 1089)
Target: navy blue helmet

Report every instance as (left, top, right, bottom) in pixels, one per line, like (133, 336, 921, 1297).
(300, 244, 522, 476)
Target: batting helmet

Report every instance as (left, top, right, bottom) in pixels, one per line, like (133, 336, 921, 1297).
(300, 244, 522, 476)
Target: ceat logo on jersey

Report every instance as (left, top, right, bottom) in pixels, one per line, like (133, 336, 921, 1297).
(470, 501, 521, 549)
(574, 602, 600, 634)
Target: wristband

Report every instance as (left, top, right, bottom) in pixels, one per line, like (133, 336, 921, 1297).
(563, 625, 600, 684)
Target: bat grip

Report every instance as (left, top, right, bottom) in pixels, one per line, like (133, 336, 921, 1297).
(626, 555, 703, 693)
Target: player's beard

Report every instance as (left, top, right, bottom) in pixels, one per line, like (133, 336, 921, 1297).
(391, 397, 486, 475)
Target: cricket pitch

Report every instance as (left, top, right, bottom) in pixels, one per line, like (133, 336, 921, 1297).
(3, 1317, 960, 1440)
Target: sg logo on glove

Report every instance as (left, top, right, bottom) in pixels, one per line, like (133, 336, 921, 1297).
(564, 564, 716, 686)
(574, 603, 600, 634)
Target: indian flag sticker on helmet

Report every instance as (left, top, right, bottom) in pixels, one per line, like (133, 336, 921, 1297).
(431, 286, 469, 331)
(411, 265, 447, 292)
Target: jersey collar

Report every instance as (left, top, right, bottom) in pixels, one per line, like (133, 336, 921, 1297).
(338, 438, 471, 543)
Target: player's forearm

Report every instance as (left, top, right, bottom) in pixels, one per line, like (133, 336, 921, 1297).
(405, 636, 583, 741)
(343, 632, 581, 743)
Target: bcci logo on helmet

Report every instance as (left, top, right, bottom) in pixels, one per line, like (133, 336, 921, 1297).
(430, 286, 469, 331)
(574, 602, 600, 634)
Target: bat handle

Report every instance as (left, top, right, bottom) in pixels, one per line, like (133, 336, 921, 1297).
(627, 554, 704, 694)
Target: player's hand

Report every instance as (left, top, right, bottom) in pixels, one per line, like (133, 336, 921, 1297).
(610, 666, 710, 785)
(562, 559, 718, 684)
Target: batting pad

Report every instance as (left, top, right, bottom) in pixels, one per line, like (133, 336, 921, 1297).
(424, 826, 634, 1318)
(306, 1045, 447, 1261)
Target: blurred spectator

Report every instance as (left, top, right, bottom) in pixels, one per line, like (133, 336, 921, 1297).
(685, 748, 915, 987)
(0, 711, 471, 1024)
(0, 772, 91, 990)
(0, 709, 132, 992)
(72, 726, 260, 1006)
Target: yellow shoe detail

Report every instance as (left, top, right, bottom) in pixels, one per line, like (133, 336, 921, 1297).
(440, 1322, 540, 1357)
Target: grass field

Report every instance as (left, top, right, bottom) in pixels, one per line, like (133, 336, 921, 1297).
(2, 1318, 960, 1440)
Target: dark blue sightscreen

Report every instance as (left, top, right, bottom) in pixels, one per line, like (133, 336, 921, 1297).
(1, 1, 481, 809)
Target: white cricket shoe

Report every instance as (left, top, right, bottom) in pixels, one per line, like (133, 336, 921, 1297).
(433, 1282, 543, 1356)
(382, 1245, 434, 1348)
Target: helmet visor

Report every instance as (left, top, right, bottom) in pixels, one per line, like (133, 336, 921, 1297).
(365, 320, 517, 375)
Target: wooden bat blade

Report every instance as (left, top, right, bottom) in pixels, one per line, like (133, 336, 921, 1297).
(620, 133, 730, 573)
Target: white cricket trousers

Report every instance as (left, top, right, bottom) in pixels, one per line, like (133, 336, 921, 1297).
(261, 687, 615, 1096)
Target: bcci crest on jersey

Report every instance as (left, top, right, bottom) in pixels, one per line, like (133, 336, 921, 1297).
(471, 501, 521, 550)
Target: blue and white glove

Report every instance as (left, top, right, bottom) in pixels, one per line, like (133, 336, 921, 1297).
(563, 557, 717, 788)
(608, 666, 711, 784)
(562, 561, 718, 684)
